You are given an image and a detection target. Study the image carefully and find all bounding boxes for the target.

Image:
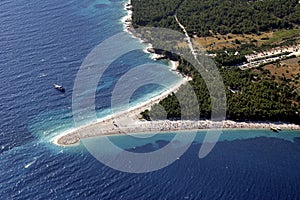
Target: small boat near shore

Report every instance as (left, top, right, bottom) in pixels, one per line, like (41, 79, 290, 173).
(270, 127, 278, 132)
(53, 84, 65, 93)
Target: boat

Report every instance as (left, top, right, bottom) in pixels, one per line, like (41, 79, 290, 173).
(276, 126, 282, 131)
(53, 84, 65, 93)
(270, 127, 278, 132)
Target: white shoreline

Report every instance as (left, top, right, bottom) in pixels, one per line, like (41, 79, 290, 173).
(54, 77, 188, 146)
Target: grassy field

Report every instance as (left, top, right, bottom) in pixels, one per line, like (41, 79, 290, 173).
(193, 28, 300, 51)
(266, 28, 300, 44)
(260, 57, 300, 87)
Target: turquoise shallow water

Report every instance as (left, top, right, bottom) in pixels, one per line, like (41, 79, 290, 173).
(0, 0, 300, 199)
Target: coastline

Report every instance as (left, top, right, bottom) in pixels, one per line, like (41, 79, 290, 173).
(53, 76, 188, 146)
(53, 0, 300, 147)
(53, 0, 189, 147)
(122, 0, 174, 65)
(54, 118, 300, 146)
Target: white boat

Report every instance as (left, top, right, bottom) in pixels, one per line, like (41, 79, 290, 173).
(270, 127, 278, 132)
(53, 84, 65, 92)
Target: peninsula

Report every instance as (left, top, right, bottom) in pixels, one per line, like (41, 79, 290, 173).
(54, 0, 300, 146)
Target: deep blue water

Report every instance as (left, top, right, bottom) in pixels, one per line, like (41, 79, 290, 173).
(0, 0, 299, 199)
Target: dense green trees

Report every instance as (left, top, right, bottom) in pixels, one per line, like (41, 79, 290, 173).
(131, 0, 182, 30)
(132, 0, 300, 37)
(145, 65, 300, 123)
(221, 68, 299, 122)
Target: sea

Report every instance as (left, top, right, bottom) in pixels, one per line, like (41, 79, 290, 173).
(0, 0, 299, 199)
